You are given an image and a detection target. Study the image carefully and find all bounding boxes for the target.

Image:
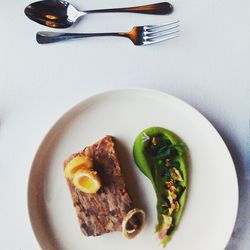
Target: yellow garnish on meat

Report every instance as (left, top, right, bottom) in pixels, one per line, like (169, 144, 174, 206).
(64, 155, 93, 179)
(72, 169, 101, 194)
(64, 154, 102, 193)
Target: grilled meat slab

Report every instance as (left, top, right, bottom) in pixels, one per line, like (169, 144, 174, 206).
(64, 136, 133, 236)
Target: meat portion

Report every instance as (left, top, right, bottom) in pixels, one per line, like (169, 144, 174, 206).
(64, 136, 133, 236)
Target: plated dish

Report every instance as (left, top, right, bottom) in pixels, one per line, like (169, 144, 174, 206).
(28, 89, 238, 250)
(63, 135, 145, 239)
(133, 127, 188, 246)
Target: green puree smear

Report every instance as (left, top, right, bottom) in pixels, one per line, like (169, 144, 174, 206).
(133, 127, 188, 247)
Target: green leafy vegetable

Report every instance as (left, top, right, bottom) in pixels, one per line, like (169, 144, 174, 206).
(133, 127, 188, 247)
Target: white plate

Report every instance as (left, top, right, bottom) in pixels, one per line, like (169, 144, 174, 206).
(28, 88, 238, 250)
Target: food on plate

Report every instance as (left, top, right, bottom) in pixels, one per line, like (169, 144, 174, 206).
(64, 154, 93, 179)
(122, 208, 145, 239)
(72, 168, 102, 194)
(133, 127, 188, 247)
(65, 154, 101, 193)
(64, 136, 145, 238)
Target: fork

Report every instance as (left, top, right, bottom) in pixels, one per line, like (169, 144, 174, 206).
(36, 21, 179, 45)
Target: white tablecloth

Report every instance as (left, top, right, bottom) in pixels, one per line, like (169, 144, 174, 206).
(0, 0, 249, 249)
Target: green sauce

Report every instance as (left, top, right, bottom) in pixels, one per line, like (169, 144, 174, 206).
(133, 127, 188, 247)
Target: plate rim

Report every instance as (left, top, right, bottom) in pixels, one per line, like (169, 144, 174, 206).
(27, 88, 239, 249)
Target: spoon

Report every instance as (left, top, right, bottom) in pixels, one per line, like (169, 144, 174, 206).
(25, 0, 173, 28)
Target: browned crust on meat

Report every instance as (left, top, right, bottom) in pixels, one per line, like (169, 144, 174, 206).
(64, 136, 133, 236)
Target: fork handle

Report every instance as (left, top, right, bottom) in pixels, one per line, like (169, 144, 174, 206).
(85, 2, 173, 15)
(36, 32, 126, 44)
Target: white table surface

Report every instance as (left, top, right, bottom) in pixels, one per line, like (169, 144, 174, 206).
(0, 0, 249, 249)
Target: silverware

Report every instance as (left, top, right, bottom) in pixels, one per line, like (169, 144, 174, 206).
(36, 21, 179, 45)
(25, 0, 173, 28)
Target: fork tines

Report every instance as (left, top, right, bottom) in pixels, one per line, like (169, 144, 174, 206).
(143, 20, 180, 45)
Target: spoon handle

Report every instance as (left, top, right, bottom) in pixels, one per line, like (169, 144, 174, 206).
(85, 2, 173, 15)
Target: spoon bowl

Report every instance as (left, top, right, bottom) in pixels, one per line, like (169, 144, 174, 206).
(25, 0, 85, 28)
(25, 0, 173, 28)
